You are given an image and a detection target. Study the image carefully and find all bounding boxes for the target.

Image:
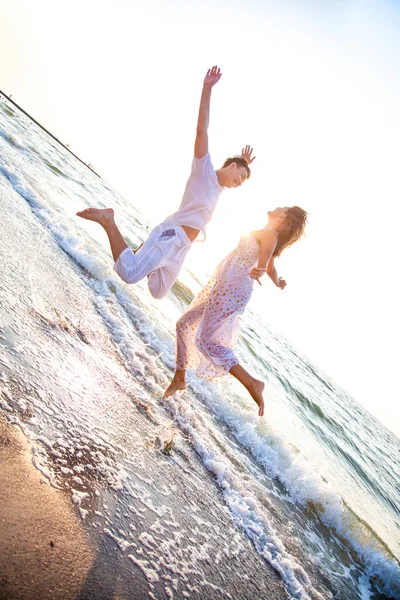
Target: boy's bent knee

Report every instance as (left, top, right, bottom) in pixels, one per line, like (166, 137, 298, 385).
(148, 271, 171, 300)
(114, 248, 141, 284)
(148, 277, 168, 299)
(117, 271, 141, 284)
(149, 286, 168, 300)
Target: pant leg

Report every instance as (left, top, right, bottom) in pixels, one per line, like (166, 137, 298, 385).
(176, 302, 206, 370)
(147, 226, 192, 299)
(113, 225, 164, 284)
(147, 261, 182, 300)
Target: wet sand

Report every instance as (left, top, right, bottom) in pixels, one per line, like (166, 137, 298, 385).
(0, 415, 95, 599)
(0, 414, 289, 600)
(0, 171, 290, 600)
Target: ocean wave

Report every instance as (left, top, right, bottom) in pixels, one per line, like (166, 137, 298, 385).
(0, 103, 15, 117)
(2, 146, 399, 598)
(84, 265, 400, 597)
(170, 278, 195, 309)
(198, 402, 400, 598)
(0, 160, 46, 209)
(43, 158, 68, 178)
(157, 395, 328, 600)
(0, 127, 26, 150)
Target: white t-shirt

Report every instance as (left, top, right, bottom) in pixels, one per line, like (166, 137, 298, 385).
(162, 153, 224, 241)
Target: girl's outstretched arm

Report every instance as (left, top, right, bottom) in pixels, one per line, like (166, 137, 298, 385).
(266, 257, 286, 289)
(249, 229, 278, 286)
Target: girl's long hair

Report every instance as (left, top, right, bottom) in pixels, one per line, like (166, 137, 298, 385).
(273, 206, 308, 257)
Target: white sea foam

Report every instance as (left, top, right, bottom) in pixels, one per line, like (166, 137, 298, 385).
(128, 554, 160, 584)
(0, 128, 27, 150)
(0, 160, 46, 209)
(170, 376, 400, 598)
(2, 109, 399, 599)
(11, 164, 396, 595)
(104, 528, 132, 552)
(161, 394, 326, 600)
(71, 489, 90, 506)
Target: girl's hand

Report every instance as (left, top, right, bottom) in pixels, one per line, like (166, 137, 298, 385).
(278, 277, 287, 290)
(250, 267, 267, 285)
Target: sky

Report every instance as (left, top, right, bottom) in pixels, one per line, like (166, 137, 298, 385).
(1, 0, 399, 436)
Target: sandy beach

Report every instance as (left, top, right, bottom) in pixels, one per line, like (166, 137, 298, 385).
(1, 94, 399, 599)
(0, 414, 95, 599)
(0, 414, 290, 600)
(0, 166, 293, 599)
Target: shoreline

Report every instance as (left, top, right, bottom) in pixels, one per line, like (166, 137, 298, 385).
(0, 175, 290, 599)
(0, 90, 101, 178)
(0, 414, 96, 599)
(0, 412, 290, 600)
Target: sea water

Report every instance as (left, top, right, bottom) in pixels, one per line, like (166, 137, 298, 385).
(0, 97, 399, 599)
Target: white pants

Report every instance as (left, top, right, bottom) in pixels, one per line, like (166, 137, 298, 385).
(114, 223, 192, 299)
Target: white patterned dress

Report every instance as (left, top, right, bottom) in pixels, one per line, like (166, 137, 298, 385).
(176, 232, 261, 380)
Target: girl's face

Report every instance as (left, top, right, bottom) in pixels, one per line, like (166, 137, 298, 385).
(268, 207, 288, 223)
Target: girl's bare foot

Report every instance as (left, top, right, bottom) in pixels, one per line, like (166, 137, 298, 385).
(229, 364, 265, 417)
(163, 376, 186, 399)
(249, 379, 265, 417)
(76, 208, 115, 227)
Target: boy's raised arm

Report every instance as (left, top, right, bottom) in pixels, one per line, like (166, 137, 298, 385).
(194, 66, 222, 159)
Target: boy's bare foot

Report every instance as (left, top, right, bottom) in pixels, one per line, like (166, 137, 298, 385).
(249, 379, 265, 417)
(76, 208, 115, 227)
(163, 376, 187, 399)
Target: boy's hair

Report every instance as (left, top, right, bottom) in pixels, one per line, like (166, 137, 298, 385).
(222, 156, 251, 179)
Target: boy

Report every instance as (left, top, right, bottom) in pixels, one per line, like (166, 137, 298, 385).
(77, 66, 255, 299)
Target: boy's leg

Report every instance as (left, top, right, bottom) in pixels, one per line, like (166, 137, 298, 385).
(147, 226, 192, 299)
(77, 208, 167, 284)
(76, 208, 128, 261)
(147, 262, 181, 299)
(114, 225, 165, 284)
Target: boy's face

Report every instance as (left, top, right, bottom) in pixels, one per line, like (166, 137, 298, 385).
(225, 163, 248, 188)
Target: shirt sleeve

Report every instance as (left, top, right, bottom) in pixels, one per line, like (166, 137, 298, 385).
(191, 153, 213, 174)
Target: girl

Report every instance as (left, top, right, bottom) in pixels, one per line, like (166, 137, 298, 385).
(163, 206, 307, 416)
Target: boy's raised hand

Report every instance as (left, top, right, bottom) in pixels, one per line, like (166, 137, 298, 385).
(204, 66, 222, 88)
(241, 145, 256, 165)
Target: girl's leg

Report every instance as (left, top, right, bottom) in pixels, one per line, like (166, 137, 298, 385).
(229, 364, 265, 417)
(195, 304, 241, 378)
(163, 369, 187, 398)
(163, 303, 206, 398)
